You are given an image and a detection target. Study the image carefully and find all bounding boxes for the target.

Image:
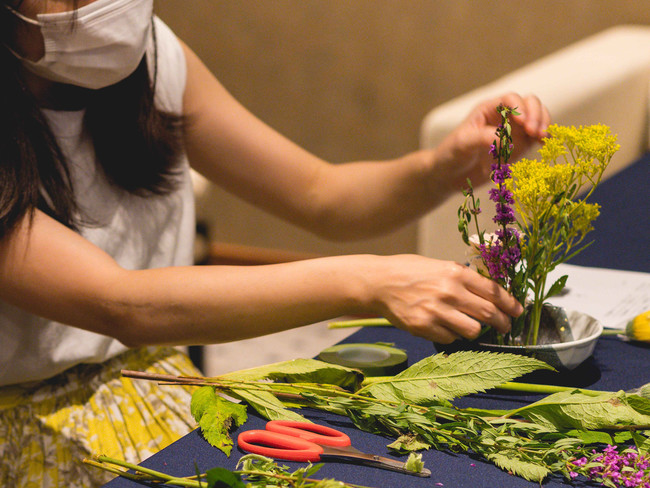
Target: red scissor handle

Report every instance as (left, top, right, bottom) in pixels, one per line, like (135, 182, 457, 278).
(265, 420, 351, 447)
(237, 429, 323, 462)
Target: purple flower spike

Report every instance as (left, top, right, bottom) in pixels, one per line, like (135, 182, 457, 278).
(493, 203, 515, 225)
(573, 445, 650, 487)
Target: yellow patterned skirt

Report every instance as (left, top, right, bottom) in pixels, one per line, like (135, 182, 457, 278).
(0, 347, 200, 487)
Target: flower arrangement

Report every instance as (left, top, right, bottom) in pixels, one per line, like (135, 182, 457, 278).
(458, 105, 620, 345)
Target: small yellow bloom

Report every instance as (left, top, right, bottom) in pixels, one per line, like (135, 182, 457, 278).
(569, 202, 601, 235)
(626, 310, 650, 343)
(509, 158, 551, 215)
(546, 123, 620, 169)
(538, 135, 567, 161)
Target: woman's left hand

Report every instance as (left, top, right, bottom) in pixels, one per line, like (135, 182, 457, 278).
(430, 92, 551, 193)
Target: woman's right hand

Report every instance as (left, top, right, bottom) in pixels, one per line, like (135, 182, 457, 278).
(357, 254, 523, 344)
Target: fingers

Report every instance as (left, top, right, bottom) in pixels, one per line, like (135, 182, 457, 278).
(376, 258, 524, 344)
(434, 265, 519, 336)
(497, 92, 551, 140)
(515, 94, 551, 140)
(465, 268, 524, 316)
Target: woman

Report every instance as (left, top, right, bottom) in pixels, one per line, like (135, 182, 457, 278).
(0, 0, 550, 485)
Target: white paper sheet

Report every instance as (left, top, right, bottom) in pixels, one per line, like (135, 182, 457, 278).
(544, 263, 650, 329)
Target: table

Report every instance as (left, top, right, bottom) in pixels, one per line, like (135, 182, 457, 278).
(567, 152, 649, 273)
(105, 153, 649, 487)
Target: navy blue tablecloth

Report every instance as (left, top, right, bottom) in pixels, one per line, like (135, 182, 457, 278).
(104, 327, 650, 488)
(104, 154, 649, 487)
(569, 152, 649, 273)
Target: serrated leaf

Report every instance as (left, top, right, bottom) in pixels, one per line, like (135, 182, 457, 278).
(545, 274, 568, 299)
(387, 434, 431, 452)
(205, 467, 245, 488)
(487, 452, 549, 482)
(512, 390, 650, 430)
(230, 388, 306, 422)
(220, 358, 363, 391)
(191, 385, 219, 420)
(191, 386, 247, 455)
(356, 351, 553, 404)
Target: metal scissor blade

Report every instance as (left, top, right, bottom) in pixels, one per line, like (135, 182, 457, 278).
(320, 445, 432, 478)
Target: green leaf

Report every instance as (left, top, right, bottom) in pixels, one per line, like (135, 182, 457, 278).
(230, 388, 306, 422)
(487, 452, 550, 482)
(357, 351, 553, 404)
(511, 390, 650, 430)
(205, 467, 245, 488)
(460, 227, 469, 245)
(404, 452, 425, 474)
(221, 358, 363, 391)
(627, 393, 650, 416)
(632, 431, 650, 454)
(191, 386, 248, 455)
(463, 406, 512, 417)
(613, 431, 633, 444)
(387, 434, 432, 452)
(191, 385, 217, 421)
(565, 429, 613, 445)
(312, 480, 351, 487)
(545, 274, 568, 299)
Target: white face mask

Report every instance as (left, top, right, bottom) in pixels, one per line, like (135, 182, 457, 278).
(5, 0, 153, 90)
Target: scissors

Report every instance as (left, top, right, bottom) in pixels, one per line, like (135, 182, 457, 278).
(237, 420, 431, 478)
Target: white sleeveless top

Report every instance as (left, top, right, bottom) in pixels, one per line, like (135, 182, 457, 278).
(0, 18, 195, 386)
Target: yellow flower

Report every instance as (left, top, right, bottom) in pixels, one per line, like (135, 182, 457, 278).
(538, 135, 567, 162)
(546, 123, 620, 169)
(626, 310, 650, 343)
(568, 201, 601, 235)
(508, 124, 618, 225)
(508, 158, 550, 215)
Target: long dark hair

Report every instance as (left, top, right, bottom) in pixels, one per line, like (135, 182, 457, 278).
(0, 1, 185, 239)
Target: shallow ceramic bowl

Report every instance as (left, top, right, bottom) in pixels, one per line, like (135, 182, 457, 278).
(436, 309, 604, 370)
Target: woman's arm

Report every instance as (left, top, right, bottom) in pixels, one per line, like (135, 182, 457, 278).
(181, 41, 549, 240)
(0, 211, 522, 346)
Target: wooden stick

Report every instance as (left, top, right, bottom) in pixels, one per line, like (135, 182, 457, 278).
(120, 369, 205, 384)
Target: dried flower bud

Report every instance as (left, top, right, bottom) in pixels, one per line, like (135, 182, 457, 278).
(465, 233, 497, 276)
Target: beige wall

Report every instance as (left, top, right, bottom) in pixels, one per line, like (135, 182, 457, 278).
(155, 0, 650, 257)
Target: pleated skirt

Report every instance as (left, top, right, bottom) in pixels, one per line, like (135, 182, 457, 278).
(0, 346, 200, 487)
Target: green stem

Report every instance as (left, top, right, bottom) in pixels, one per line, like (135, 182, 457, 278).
(87, 456, 376, 488)
(88, 456, 203, 487)
(360, 376, 391, 386)
(82, 459, 149, 483)
(469, 188, 484, 242)
(600, 329, 626, 337)
(498, 381, 602, 396)
(239, 469, 374, 488)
